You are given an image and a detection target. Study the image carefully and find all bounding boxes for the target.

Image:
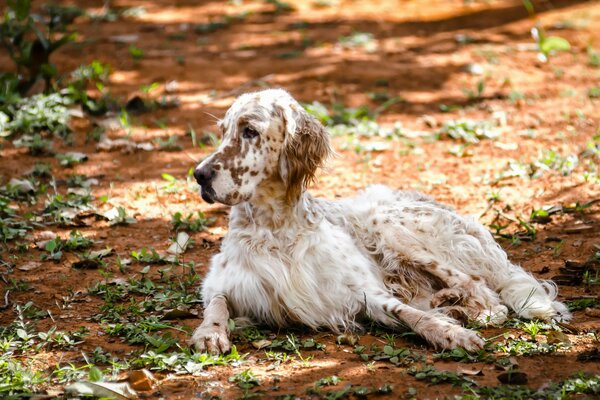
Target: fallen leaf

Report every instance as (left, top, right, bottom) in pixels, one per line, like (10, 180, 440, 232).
(35, 231, 57, 248)
(252, 339, 272, 349)
(458, 366, 484, 376)
(7, 178, 35, 193)
(546, 331, 570, 345)
(584, 308, 600, 318)
(162, 308, 198, 320)
(65, 381, 137, 399)
(497, 371, 528, 385)
(89, 248, 114, 259)
(167, 232, 190, 255)
(18, 261, 41, 271)
(128, 369, 156, 391)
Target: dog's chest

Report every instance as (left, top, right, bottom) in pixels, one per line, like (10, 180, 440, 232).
(207, 220, 379, 329)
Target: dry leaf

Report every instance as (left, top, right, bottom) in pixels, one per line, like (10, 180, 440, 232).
(128, 369, 156, 391)
(252, 339, 272, 349)
(65, 381, 137, 399)
(18, 261, 41, 271)
(167, 232, 190, 255)
(546, 331, 570, 345)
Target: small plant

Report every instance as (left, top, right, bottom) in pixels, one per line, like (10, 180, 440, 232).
(0, 1, 80, 93)
(531, 25, 571, 62)
(171, 211, 214, 233)
(56, 152, 88, 167)
(154, 136, 182, 151)
(338, 32, 377, 52)
(409, 365, 476, 387)
(41, 230, 94, 261)
(128, 45, 144, 60)
(229, 369, 260, 390)
(131, 247, 167, 264)
(462, 80, 485, 101)
(437, 119, 498, 143)
(12, 134, 53, 155)
(567, 297, 597, 311)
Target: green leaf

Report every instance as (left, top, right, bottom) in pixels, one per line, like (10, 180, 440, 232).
(88, 366, 103, 382)
(8, 0, 31, 20)
(383, 345, 394, 356)
(161, 173, 176, 182)
(45, 239, 58, 252)
(540, 36, 571, 55)
(16, 328, 29, 340)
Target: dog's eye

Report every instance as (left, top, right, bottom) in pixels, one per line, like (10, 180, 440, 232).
(242, 126, 259, 139)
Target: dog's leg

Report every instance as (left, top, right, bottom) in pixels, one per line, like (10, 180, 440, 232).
(188, 295, 231, 355)
(371, 293, 485, 351)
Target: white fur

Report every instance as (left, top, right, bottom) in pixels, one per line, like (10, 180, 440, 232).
(190, 89, 570, 354)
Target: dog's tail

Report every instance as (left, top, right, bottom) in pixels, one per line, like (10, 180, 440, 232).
(495, 263, 571, 322)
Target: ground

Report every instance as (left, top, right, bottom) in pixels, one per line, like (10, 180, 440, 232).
(0, 0, 599, 399)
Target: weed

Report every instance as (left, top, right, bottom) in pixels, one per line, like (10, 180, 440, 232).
(409, 365, 476, 387)
(567, 297, 597, 311)
(56, 151, 88, 167)
(304, 101, 372, 126)
(588, 46, 600, 67)
(462, 80, 485, 101)
(434, 347, 495, 363)
(155, 136, 183, 151)
(436, 119, 498, 143)
(495, 335, 568, 356)
(131, 247, 168, 264)
(0, 1, 79, 93)
(133, 345, 244, 374)
(531, 25, 571, 62)
(41, 230, 94, 261)
(13, 133, 54, 155)
(457, 374, 599, 399)
(338, 32, 377, 52)
(230, 369, 260, 390)
(128, 45, 144, 60)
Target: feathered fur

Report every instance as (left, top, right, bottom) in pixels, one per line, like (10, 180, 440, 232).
(189, 89, 570, 354)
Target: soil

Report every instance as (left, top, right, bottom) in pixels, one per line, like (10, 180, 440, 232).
(1, 0, 599, 399)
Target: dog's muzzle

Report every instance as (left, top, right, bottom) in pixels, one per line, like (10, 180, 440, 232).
(194, 165, 216, 204)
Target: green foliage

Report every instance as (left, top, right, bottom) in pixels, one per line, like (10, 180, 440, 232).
(531, 25, 571, 62)
(436, 119, 498, 143)
(2, 93, 72, 139)
(409, 365, 476, 387)
(303, 101, 373, 126)
(229, 369, 260, 390)
(171, 211, 215, 232)
(41, 230, 94, 261)
(338, 32, 377, 52)
(0, 1, 80, 93)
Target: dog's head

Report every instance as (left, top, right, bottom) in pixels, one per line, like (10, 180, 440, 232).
(194, 89, 331, 205)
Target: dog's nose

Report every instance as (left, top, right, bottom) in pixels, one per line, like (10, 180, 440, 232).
(194, 165, 215, 186)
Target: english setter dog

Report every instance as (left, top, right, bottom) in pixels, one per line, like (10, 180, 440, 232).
(189, 89, 570, 354)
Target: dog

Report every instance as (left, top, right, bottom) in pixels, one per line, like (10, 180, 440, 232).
(189, 89, 570, 354)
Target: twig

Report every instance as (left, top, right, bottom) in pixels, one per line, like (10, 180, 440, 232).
(0, 290, 10, 310)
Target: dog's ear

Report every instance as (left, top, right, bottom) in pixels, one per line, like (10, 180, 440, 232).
(277, 103, 331, 203)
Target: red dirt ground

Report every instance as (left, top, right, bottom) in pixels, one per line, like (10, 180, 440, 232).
(1, 0, 599, 399)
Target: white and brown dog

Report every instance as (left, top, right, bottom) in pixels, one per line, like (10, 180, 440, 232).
(189, 89, 570, 354)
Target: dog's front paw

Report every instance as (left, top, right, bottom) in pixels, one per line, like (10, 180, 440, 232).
(424, 322, 485, 352)
(188, 323, 231, 355)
